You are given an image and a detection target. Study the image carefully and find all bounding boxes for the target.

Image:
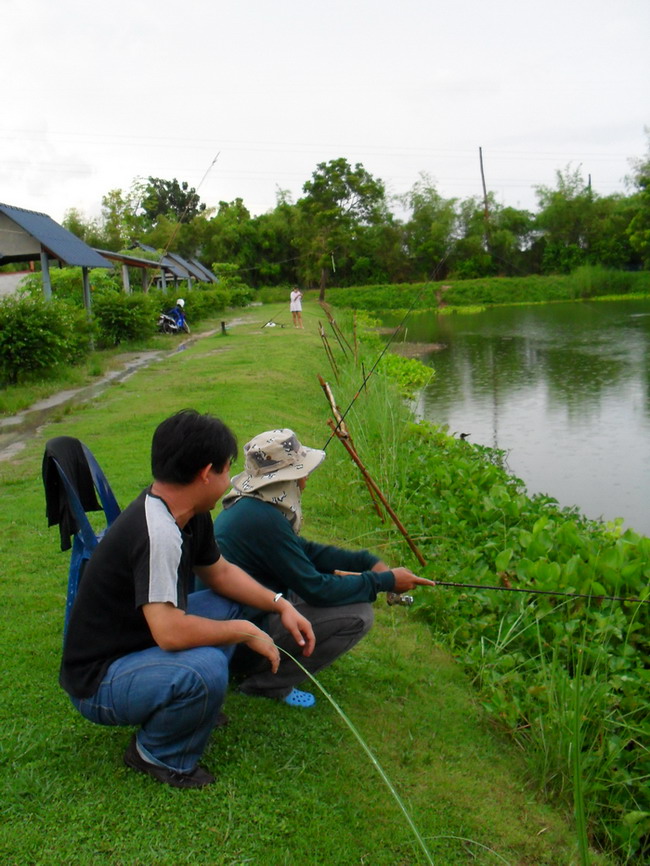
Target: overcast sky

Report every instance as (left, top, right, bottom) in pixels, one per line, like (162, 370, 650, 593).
(2, 0, 648, 225)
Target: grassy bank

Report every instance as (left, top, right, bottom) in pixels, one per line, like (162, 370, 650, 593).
(303, 268, 650, 312)
(0, 300, 602, 865)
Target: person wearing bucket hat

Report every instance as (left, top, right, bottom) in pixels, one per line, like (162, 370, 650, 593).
(214, 429, 434, 707)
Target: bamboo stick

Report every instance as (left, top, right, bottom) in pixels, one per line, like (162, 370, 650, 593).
(318, 322, 339, 381)
(327, 419, 426, 566)
(318, 376, 384, 520)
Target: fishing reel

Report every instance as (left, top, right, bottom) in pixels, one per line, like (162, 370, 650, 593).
(386, 592, 414, 607)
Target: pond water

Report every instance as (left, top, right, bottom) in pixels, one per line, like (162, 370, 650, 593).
(383, 298, 650, 537)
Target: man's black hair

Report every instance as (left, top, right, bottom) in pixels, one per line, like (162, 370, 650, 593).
(151, 409, 238, 484)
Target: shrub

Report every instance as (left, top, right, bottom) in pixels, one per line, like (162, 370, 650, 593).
(258, 285, 289, 303)
(92, 292, 156, 346)
(19, 267, 122, 307)
(0, 296, 93, 385)
(378, 352, 434, 397)
(210, 264, 255, 307)
(569, 265, 650, 298)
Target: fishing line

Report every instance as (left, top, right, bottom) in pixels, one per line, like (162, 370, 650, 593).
(277, 644, 435, 865)
(232, 630, 435, 864)
(160, 152, 220, 259)
(321, 290, 427, 448)
(432, 579, 649, 605)
(322, 248, 453, 450)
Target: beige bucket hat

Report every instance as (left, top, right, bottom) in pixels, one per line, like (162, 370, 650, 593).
(230, 429, 326, 492)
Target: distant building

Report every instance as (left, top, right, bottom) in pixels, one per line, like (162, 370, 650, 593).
(0, 202, 112, 310)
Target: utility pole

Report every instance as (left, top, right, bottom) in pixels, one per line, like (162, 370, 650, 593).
(479, 146, 490, 251)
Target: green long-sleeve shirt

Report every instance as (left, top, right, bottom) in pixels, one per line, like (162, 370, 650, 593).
(214, 497, 395, 606)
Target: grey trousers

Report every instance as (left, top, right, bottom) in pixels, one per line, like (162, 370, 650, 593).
(234, 599, 374, 699)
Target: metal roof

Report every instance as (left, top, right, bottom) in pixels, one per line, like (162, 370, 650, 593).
(165, 251, 209, 282)
(130, 243, 217, 282)
(132, 243, 186, 278)
(94, 249, 171, 271)
(189, 257, 218, 283)
(0, 203, 112, 269)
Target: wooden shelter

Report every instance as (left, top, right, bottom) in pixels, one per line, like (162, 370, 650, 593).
(0, 203, 112, 312)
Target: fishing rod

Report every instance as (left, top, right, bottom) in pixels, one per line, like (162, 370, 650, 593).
(424, 579, 649, 605)
(161, 152, 220, 258)
(321, 246, 454, 450)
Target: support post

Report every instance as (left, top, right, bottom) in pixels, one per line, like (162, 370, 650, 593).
(39, 250, 52, 300)
(81, 266, 92, 315)
(121, 263, 131, 293)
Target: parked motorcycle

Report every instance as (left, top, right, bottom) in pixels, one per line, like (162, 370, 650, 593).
(157, 298, 190, 334)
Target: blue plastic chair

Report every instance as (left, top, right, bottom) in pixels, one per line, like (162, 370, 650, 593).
(43, 437, 121, 635)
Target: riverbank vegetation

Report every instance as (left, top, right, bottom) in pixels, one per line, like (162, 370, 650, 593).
(321, 267, 650, 312)
(346, 310, 650, 863)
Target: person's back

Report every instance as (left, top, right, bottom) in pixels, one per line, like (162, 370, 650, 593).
(213, 429, 434, 705)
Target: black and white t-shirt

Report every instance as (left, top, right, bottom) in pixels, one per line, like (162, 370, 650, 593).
(60, 488, 220, 698)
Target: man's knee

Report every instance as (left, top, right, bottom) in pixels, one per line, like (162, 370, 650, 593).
(299, 601, 374, 641)
(184, 647, 229, 692)
(357, 602, 374, 636)
(164, 647, 229, 715)
(345, 602, 374, 640)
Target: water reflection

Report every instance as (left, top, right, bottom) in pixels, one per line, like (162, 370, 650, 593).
(387, 299, 650, 536)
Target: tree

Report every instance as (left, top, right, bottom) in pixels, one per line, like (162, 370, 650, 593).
(201, 199, 257, 274)
(626, 134, 650, 268)
(451, 197, 494, 278)
(100, 187, 145, 250)
(487, 204, 536, 275)
(402, 175, 457, 280)
(295, 158, 387, 298)
(62, 208, 103, 248)
(248, 192, 300, 286)
(534, 166, 596, 273)
(141, 177, 207, 225)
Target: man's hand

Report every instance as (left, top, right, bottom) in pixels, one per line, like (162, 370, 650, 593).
(277, 602, 315, 657)
(391, 567, 436, 593)
(336, 565, 436, 594)
(240, 622, 282, 673)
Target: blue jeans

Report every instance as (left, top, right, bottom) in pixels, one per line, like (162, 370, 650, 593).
(71, 591, 241, 773)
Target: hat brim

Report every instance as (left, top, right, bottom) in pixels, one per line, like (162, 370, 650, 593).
(230, 446, 326, 492)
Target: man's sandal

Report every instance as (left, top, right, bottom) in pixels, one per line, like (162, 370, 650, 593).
(283, 688, 316, 708)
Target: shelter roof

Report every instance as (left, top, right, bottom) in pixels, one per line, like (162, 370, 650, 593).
(165, 251, 212, 282)
(132, 243, 217, 283)
(0, 203, 112, 269)
(189, 257, 218, 283)
(131, 243, 186, 278)
(94, 249, 172, 271)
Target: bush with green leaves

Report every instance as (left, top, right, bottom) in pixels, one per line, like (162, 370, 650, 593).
(155, 285, 234, 322)
(350, 310, 434, 396)
(19, 267, 122, 306)
(92, 292, 156, 346)
(388, 422, 650, 861)
(0, 296, 93, 385)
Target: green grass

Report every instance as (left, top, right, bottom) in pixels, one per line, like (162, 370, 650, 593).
(0, 300, 608, 864)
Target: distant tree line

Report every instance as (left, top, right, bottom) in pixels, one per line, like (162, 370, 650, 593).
(59, 142, 650, 294)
